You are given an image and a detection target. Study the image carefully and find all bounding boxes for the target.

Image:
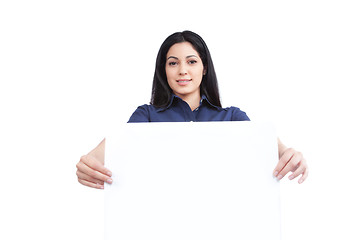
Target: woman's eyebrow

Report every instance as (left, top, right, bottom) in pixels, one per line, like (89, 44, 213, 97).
(167, 56, 178, 60)
(167, 55, 198, 60)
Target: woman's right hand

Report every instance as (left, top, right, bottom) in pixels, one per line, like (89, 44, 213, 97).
(76, 138, 113, 189)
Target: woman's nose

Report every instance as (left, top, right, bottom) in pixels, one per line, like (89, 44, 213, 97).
(179, 62, 188, 75)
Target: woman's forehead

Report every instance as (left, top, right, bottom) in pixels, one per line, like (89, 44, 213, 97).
(166, 42, 199, 58)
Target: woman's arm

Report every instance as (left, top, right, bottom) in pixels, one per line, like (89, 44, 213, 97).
(273, 138, 309, 184)
(76, 138, 113, 189)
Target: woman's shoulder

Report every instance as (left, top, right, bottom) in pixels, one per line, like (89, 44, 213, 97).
(223, 106, 250, 121)
(128, 104, 152, 122)
(134, 104, 163, 112)
(127, 104, 166, 122)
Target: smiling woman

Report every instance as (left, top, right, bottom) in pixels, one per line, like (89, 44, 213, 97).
(151, 31, 221, 110)
(76, 30, 309, 189)
(128, 31, 249, 123)
(165, 42, 205, 110)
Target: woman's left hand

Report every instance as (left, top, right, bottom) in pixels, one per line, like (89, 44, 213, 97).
(273, 140, 309, 184)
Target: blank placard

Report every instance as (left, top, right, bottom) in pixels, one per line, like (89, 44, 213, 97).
(105, 122, 281, 240)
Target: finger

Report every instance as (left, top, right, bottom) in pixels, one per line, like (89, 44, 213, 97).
(78, 178, 104, 189)
(277, 151, 303, 180)
(77, 169, 105, 185)
(273, 148, 295, 177)
(76, 160, 112, 184)
(80, 155, 112, 177)
(288, 161, 306, 180)
(298, 167, 309, 184)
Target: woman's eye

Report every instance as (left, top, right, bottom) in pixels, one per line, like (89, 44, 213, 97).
(168, 61, 177, 66)
(189, 60, 197, 64)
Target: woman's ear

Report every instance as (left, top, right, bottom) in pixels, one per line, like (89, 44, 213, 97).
(203, 67, 207, 75)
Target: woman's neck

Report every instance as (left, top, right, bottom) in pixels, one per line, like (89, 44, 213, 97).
(175, 93, 201, 111)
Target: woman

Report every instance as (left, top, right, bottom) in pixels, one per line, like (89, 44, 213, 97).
(76, 31, 308, 189)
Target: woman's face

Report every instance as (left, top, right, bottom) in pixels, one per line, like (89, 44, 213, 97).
(165, 41, 205, 100)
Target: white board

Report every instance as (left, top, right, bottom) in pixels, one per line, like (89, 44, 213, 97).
(105, 122, 281, 240)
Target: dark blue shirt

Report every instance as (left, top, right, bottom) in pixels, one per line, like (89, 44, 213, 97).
(128, 95, 250, 122)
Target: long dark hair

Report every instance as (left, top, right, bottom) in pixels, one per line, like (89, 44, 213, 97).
(151, 30, 222, 108)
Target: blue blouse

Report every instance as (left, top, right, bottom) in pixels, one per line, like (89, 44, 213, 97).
(128, 95, 250, 123)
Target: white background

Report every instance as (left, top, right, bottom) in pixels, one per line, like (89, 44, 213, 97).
(0, 1, 359, 239)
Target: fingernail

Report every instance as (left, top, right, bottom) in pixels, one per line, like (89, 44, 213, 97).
(277, 174, 283, 180)
(273, 171, 279, 177)
(299, 179, 304, 184)
(288, 175, 294, 180)
(107, 171, 112, 177)
(106, 178, 113, 184)
(100, 185, 104, 189)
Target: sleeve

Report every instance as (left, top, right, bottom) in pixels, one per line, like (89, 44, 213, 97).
(231, 107, 251, 121)
(127, 105, 151, 123)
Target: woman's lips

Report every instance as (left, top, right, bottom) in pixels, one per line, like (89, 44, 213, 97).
(176, 79, 191, 86)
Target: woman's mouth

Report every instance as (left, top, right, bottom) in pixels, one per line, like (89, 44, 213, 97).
(176, 79, 191, 86)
